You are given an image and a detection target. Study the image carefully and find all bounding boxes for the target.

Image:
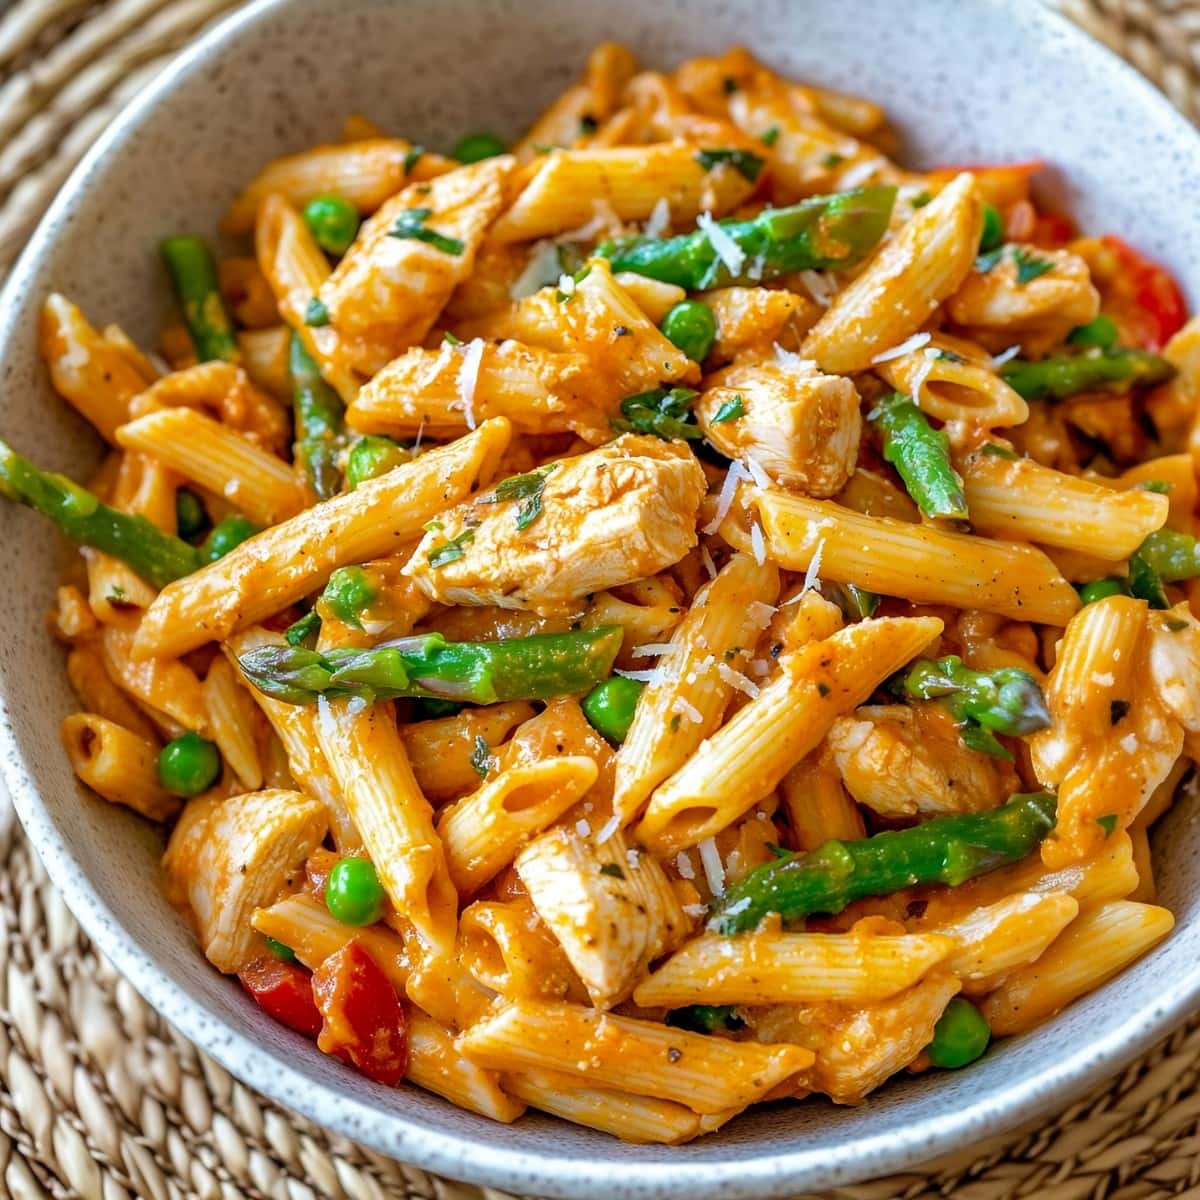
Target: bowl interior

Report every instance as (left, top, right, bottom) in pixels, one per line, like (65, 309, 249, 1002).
(3, 1, 1200, 1197)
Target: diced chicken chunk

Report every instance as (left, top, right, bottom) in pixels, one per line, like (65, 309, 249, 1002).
(826, 703, 1014, 818)
(695, 355, 860, 497)
(404, 434, 706, 611)
(321, 157, 514, 372)
(162, 788, 328, 973)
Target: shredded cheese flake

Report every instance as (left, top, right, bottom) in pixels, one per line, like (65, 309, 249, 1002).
(907, 346, 939, 408)
(990, 344, 1022, 368)
(616, 668, 660, 684)
(702, 460, 751, 535)
(747, 600, 777, 625)
(698, 837, 726, 897)
(871, 331, 931, 364)
(510, 240, 561, 299)
(675, 851, 696, 880)
(743, 456, 774, 490)
(700, 545, 718, 580)
(802, 536, 826, 594)
(456, 337, 485, 430)
(632, 642, 678, 658)
(749, 519, 766, 565)
(798, 270, 836, 307)
(674, 697, 703, 724)
(575, 818, 592, 837)
(718, 661, 760, 699)
(773, 343, 819, 372)
(837, 156, 886, 189)
(595, 813, 621, 844)
(696, 211, 746, 278)
(645, 197, 671, 238)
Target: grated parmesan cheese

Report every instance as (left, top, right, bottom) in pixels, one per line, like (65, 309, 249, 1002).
(1120, 733, 1138, 753)
(1093, 672, 1115, 687)
(595, 813, 621, 844)
(798, 269, 836, 307)
(718, 661, 761, 699)
(510, 240, 562, 299)
(645, 196, 671, 237)
(743, 456, 774, 490)
(802, 536, 826, 595)
(749, 519, 766, 565)
(456, 337, 485, 430)
(696, 211, 746, 278)
(749, 659, 770, 678)
(773, 343, 819, 371)
(990, 344, 1022, 368)
(626, 847, 641, 869)
(697, 837, 726, 896)
(747, 600, 777, 625)
(632, 642, 678, 658)
(675, 851, 696, 880)
(575, 818, 592, 837)
(870, 331, 931, 364)
(683, 903, 709, 918)
(837, 157, 886, 189)
(674, 697, 703, 724)
(702, 460, 751, 535)
(616, 667, 660, 684)
(700, 545, 718, 580)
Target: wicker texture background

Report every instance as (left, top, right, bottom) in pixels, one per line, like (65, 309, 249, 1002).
(1, 2, 1200, 1197)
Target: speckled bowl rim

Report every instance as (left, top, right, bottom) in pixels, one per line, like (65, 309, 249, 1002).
(5, 1, 1200, 1196)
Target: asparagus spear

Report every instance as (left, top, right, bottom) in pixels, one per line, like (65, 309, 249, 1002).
(1000, 347, 1174, 402)
(868, 394, 968, 520)
(1128, 529, 1200, 608)
(237, 626, 624, 706)
(711, 791, 1057, 933)
(289, 333, 344, 499)
(896, 655, 1051, 736)
(0, 438, 200, 588)
(160, 235, 240, 363)
(596, 185, 897, 290)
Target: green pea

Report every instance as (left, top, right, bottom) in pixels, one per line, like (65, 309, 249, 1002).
(978, 203, 1005, 254)
(302, 194, 361, 257)
(927, 997, 991, 1069)
(325, 857, 386, 926)
(582, 676, 645, 744)
(1067, 314, 1118, 350)
(158, 731, 221, 797)
(175, 488, 209, 541)
(453, 133, 507, 163)
(200, 515, 258, 562)
(346, 435, 411, 489)
(265, 937, 297, 963)
(321, 565, 376, 627)
(1078, 577, 1126, 605)
(660, 300, 717, 364)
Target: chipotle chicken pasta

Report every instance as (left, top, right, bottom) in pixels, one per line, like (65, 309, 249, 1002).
(9, 42, 1199, 1141)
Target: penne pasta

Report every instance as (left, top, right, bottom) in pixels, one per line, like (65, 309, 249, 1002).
(61, 713, 176, 821)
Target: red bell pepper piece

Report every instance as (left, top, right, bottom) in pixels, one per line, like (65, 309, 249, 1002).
(1101, 235, 1187, 351)
(312, 941, 409, 1085)
(239, 956, 322, 1038)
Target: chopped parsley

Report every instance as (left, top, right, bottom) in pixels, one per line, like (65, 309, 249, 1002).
(1110, 699, 1131, 725)
(910, 190, 932, 208)
(959, 722, 1012, 759)
(669, 713, 682, 732)
(612, 387, 701, 441)
(980, 443, 1018, 460)
(760, 125, 780, 147)
(1167, 618, 1190, 631)
(304, 297, 330, 326)
(284, 609, 321, 646)
(975, 246, 1006, 274)
(442, 331, 463, 346)
(1012, 245, 1055, 285)
(935, 349, 964, 363)
(817, 682, 831, 697)
(427, 529, 475, 567)
(1136, 479, 1171, 494)
(388, 207, 464, 255)
(666, 1005, 743, 1034)
(106, 585, 126, 602)
(476, 464, 557, 531)
(694, 147, 765, 183)
(403, 144, 425, 173)
(469, 734, 492, 779)
(820, 152, 845, 168)
(1096, 813, 1118, 837)
(599, 863, 626, 879)
(711, 395, 745, 423)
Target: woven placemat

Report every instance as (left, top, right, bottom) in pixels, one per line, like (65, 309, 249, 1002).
(3, 2, 1200, 1196)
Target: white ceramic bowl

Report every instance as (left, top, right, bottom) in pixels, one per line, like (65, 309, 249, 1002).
(4, 2, 1200, 1196)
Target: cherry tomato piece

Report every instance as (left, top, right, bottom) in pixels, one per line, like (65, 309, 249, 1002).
(312, 941, 409, 1085)
(239, 956, 322, 1038)
(1101, 235, 1187, 351)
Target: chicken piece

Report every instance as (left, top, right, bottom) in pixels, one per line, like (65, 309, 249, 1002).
(320, 157, 514, 373)
(695, 355, 860, 497)
(404, 434, 707, 611)
(702, 287, 819, 365)
(162, 788, 328, 973)
(744, 968, 961, 1104)
(946, 245, 1100, 353)
(826, 702, 1015, 818)
(1147, 603, 1200, 744)
(515, 826, 690, 1009)
(346, 338, 609, 443)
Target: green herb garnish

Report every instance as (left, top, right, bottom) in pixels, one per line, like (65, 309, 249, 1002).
(694, 148, 765, 183)
(427, 529, 475, 567)
(477, 464, 557, 531)
(389, 207, 465, 255)
(711, 395, 745, 423)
